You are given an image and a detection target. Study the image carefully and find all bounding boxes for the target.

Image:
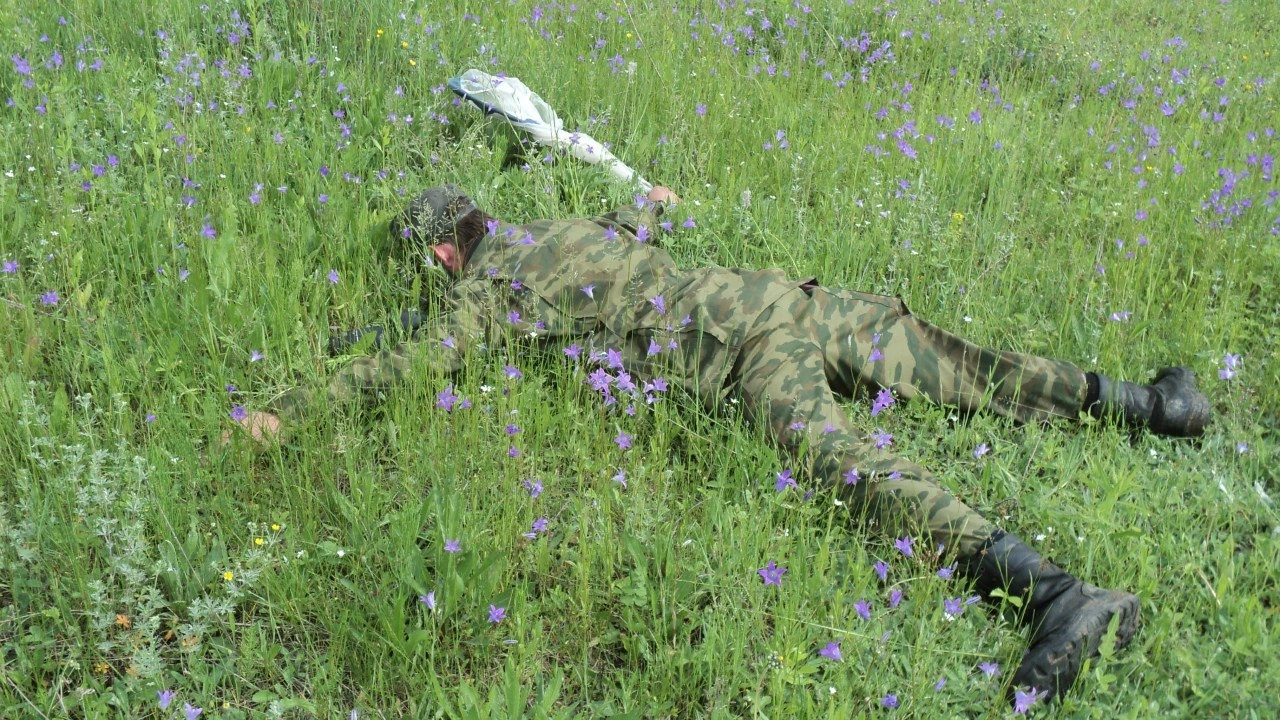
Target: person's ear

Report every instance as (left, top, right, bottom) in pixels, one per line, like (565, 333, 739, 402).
(431, 243, 460, 273)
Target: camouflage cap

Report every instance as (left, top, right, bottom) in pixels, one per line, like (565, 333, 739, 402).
(390, 185, 477, 249)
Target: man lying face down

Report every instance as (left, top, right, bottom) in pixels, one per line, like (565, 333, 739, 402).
(234, 183, 1210, 703)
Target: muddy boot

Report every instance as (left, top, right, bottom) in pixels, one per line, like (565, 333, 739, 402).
(960, 531, 1141, 702)
(1087, 366, 1211, 437)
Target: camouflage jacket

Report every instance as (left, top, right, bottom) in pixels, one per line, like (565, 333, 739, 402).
(271, 201, 809, 420)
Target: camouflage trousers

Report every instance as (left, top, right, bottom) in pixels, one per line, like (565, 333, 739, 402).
(809, 287, 1087, 424)
(728, 287, 1088, 558)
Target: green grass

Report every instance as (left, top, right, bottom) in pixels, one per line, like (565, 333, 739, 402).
(1, 0, 1277, 717)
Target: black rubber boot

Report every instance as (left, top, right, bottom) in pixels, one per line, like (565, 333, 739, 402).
(1088, 366, 1211, 437)
(960, 531, 1141, 702)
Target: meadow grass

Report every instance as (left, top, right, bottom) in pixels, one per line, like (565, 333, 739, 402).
(1, 0, 1277, 717)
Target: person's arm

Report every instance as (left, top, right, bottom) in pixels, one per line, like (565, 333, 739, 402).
(268, 339, 444, 420)
(231, 279, 497, 444)
(327, 309, 425, 355)
(229, 336, 441, 445)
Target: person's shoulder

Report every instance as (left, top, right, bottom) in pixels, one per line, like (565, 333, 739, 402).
(528, 216, 598, 229)
(521, 216, 606, 244)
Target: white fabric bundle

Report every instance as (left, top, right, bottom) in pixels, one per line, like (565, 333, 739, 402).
(448, 68, 652, 193)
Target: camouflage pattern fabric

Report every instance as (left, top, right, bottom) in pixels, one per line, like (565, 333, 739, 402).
(273, 200, 810, 417)
(732, 289, 997, 557)
(272, 199, 1092, 558)
(808, 288, 1087, 425)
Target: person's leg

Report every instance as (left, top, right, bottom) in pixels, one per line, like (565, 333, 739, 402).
(730, 289, 998, 556)
(731, 290, 1139, 701)
(809, 287, 1211, 435)
(808, 287, 1087, 424)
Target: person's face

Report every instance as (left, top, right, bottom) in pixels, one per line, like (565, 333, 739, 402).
(430, 242, 462, 273)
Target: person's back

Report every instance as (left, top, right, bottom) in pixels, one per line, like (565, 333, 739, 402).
(459, 209, 805, 404)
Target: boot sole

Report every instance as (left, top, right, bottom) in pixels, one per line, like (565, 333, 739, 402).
(1012, 589, 1140, 699)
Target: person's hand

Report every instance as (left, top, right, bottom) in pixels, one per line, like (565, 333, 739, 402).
(220, 410, 283, 448)
(647, 185, 681, 205)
